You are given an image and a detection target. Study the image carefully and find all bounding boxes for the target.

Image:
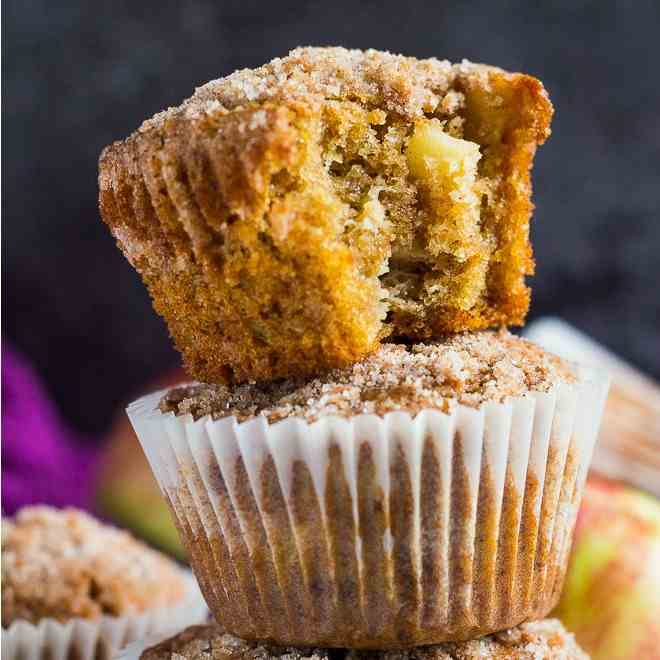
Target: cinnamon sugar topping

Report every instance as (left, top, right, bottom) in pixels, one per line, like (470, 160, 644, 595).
(160, 331, 575, 423)
(140, 619, 587, 659)
(142, 47, 462, 129)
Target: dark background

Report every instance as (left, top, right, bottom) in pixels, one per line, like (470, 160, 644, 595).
(3, 1, 659, 435)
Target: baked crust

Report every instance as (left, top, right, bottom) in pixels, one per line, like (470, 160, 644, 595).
(140, 620, 588, 659)
(99, 47, 553, 383)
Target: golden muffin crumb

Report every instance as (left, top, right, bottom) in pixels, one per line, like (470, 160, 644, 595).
(140, 619, 588, 659)
(159, 330, 574, 423)
(100, 46, 553, 384)
(1, 507, 186, 626)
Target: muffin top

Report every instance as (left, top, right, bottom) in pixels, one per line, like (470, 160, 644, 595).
(142, 46, 503, 129)
(160, 330, 575, 424)
(140, 619, 588, 660)
(1, 506, 186, 626)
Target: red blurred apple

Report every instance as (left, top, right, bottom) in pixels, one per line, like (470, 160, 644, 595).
(554, 475, 660, 660)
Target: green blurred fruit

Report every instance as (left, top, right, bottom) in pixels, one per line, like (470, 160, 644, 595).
(95, 369, 186, 559)
(554, 475, 660, 660)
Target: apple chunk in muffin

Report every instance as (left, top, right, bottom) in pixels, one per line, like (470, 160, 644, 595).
(99, 47, 553, 383)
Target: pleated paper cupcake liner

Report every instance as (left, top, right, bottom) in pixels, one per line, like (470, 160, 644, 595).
(1, 572, 207, 660)
(127, 365, 608, 648)
(526, 317, 660, 496)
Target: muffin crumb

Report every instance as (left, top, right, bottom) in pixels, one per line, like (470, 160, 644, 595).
(160, 330, 575, 423)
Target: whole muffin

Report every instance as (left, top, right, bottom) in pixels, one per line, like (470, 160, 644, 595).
(99, 46, 553, 384)
(128, 331, 609, 648)
(2, 507, 206, 660)
(137, 619, 589, 660)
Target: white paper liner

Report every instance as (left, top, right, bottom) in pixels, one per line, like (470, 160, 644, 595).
(127, 365, 608, 648)
(525, 317, 660, 496)
(1, 571, 207, 660)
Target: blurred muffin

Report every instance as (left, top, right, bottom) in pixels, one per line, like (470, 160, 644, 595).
(128, 331, 608, 648)
(137, 619, 588, 660)
(2, 506, 184, 625)
(99, 46, 553, 384)
(2, 507, 206, 660)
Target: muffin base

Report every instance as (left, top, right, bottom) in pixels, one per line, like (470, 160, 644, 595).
(128, 366, 607, 648)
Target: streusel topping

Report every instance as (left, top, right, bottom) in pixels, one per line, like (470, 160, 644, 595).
(140, 619, 587, 660)
(160, 331, 575, 423)
(141, 46, 495, 131)
(2, 507, 186, 626)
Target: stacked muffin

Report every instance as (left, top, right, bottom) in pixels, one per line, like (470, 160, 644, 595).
(99, 48, 608, 658)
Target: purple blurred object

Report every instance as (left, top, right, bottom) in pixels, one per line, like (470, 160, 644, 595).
(2, 341, 98, 515)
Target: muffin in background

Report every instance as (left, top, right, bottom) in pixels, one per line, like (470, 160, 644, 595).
(129, 330, 608, 648)
(2, 507, 207, 660)
(121, 618, 588, 660)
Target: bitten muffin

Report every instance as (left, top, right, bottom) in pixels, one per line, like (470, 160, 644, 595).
(128, 331, 609, 648)
(139, 619, 588, 660)
(1, 506, 186, 626)
(99, 46, 553, 384)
